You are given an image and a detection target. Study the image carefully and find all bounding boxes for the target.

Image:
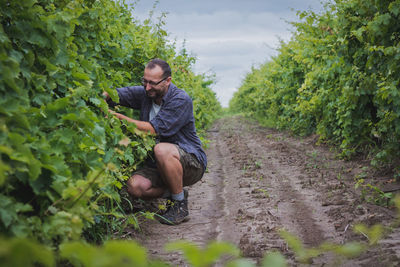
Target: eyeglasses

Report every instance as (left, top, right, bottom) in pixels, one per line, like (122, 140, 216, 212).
(142, 76, 168, 86)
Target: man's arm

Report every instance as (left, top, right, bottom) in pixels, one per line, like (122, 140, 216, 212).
(103, 91, 155, 134)
(108, 110, 156, 134)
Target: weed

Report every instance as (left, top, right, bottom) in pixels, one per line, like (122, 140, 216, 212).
(256, 188, 270, 198)
(311, 150, 318, 160)
(306, 162, 319, 169)
(355, 174, 394, 207)
(242, 164, 248, 171)
(255, 161, 262, 169)
(305, 150, 321, 170)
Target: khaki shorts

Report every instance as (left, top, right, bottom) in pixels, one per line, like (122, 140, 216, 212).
(133, 145, 204, 188)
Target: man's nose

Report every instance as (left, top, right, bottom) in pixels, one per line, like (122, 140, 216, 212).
(145, 83, 152, 90)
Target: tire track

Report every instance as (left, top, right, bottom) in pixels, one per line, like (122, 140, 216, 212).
(247, 136, 335, 246)
(214, 119, 287, 260)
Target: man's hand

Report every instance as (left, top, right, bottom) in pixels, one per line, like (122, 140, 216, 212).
(103, 91, 110, 101)
(107, 109, 156, 134)
(107, 109, 123, 120)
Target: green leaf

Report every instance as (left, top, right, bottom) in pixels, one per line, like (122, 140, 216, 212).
(226, 258, 256, 267)
(26, 28, 51, 48)
(0, 206, 13, 228)
(28, 157, 42, 181)
(72, 71, 90, 81)
(203, 241, 240, 265)
(60, 242, 97, 266)
(44, 211, 83, 241)
(389, 1, 400, 16)
(165, 240, 201, 266)
(60, 240, 149, 267)
(104, 240, 148, 266)
(0, 159, 11, 185)
(2, 63, 21, 94)
(261, 251, 287, 267)
(165, 240, 239, 267)
(333, 242, 365, 258)
(279, 229, 304, 254)
(89, 97, 101, 106)
(354, 224, 384, 245)
(29, 170, 51, 194)
(62, 113, 79, 122)
(0, 237, 54, 267)
(47, 97, 69, 111)
(13, 113, 30, 130)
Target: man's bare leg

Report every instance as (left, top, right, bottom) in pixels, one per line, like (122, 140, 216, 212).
(126, 174, 164, 199)
(152, 143, 188, 225)
(126, 142, 183, 198)
(153, 143, 183, 195)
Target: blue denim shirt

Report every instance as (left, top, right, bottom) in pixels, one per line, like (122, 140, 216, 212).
(109, 83, 207, 170)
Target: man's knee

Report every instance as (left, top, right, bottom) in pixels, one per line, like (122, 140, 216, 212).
(154, 143, 179, 161)
(127, 175, 151, 198)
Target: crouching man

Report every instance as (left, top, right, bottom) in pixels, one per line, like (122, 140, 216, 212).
(104, 58, 206, 225)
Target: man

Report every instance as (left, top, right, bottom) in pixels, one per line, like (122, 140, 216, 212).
(103, 58, 206, 225)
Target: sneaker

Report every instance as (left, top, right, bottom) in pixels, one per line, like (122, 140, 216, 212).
(183, 188, 189, 199)
(158, 189, 190, 225)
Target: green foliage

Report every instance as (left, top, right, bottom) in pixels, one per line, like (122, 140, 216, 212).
(0, 0, 220, 248)
(279, 229, 368, 264)
(165, 240, 240, 267)
(230, 0, 400, 177)
(0, 237, 259, 267)
(166, 240, 289, 267)
(395, 194, 400, 225)
(0, 236, 54, 267)
(0, 195, 399, 267)
(260, 252, 287, 267)
(354, 224, 385, 245)
(355, 177, 394, 206)
(60, 240, 153, 267)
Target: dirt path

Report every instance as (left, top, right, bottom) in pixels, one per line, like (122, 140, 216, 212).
(129, 115, 400, 266)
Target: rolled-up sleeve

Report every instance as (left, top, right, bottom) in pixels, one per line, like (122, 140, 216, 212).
(150, 95, 192, 137)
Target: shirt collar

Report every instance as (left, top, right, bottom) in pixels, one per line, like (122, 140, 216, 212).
(160, 82, 176, 104)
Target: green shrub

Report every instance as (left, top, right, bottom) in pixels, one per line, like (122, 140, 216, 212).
(0, 0, 220, 247)
(230, 0, 400, 175)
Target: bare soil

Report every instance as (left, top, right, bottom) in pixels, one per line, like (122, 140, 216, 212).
(126, 115, 400, 266)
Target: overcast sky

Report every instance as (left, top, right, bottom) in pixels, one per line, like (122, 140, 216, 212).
(127, 0, 325, 107)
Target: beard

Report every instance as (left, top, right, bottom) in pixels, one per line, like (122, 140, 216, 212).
(146, 87, 166, 101)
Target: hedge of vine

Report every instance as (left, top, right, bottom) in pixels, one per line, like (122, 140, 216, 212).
(0, 0, 220, 247)
(230, 0, 400, 176)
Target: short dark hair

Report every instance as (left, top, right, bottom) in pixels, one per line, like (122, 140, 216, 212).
(146, 58, 171, 78)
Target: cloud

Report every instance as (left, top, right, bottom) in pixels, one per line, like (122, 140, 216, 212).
(133, 0, 322, 15)
(163, 11, 292, 106)
(129, 0, 324, 107)
(166, 11, 293, 39)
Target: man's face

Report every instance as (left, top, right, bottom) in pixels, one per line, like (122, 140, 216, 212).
(142, 65, 171, 102)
